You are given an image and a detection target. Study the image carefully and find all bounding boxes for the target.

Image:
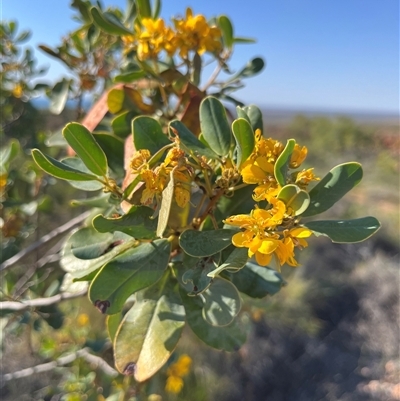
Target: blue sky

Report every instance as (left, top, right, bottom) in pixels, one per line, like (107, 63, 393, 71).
(2, 0, 399, 113)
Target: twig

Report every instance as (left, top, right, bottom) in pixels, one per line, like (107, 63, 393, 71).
(1, 347, 118, 383)
(13, 236, 66, 298)
(0, 289, 87, 312)
(0, 210, 92, 272)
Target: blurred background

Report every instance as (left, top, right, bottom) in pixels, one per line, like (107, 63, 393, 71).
(1, 1, 398, 400)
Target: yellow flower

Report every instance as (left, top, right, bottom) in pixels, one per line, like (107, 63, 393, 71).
(76, 313, 89, 327)
(130, 149, 151, 172)
(275, 227, 313, 266)
(136, 18, 177, 60)
(165, 375, 184, 394)
(225, 201, 288, 266)
(241, 156, 274, 184)
(295, 168, 320, 187)
(165, 354, 192, 394)
(173, 8, 222, 58)
(140, 168, 167, 206)
(290, 144, 308, 168)
(12, 83, 23, 98)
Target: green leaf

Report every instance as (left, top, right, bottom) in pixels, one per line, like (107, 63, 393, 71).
(60, 227, 136, 280)
(152, 0, 161, 19)
(233, 37, 256, 44)
(302, 217, 380, 243)
(107, 88, 125, 114)
(278, 184, 310, 216)
(169, 120, 218, 160)
(31, 149, 98, 181)
(70, 193, 111, 208)
(236, 107, 251, 123)
(232, 118, 255, 169)
(157, 171, 174, 238)
(179, 287, 246, 351)
(89, 239, 171, 315)
(202, 278, 241, 326)
(93, 206, 157, 239)
(63, 123, 108, 176)
(49, 79, 70, 115)
(70, 229, 119, 260)
(179, 229, 235, 257)
(93, 133, 124, 176)
(218, 15, 234, 49)
(136, 0, 151, 18)
(207, 247, 248, 278)
(114, 70, 146, 83)
(107, 313, 122, 342)
(228, 57, 264, 83)
(274, 139, 296, 187)
(200, 96, 232, 157)
(228, 262, 285, 298)
(61, 157, 104, 191)
(132, 116, 171, 155)
(243, 104, 263, 133)
(0, 139, 19, 167)
(114, 277, 185, 381)
(179, 254, 219, 295)
(90, 7, 133, 35)
(301, 162, 363, 217)
(111, 111, 138, 138)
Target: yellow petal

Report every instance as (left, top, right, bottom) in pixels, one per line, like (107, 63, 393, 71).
(258, 238, 279, 254)
(290, 227, 313, 238)
(241, 163, 266, 184)
(232, 231, 253, 247)
(225, 214, 253, 227)
(255, 251, 272, 266)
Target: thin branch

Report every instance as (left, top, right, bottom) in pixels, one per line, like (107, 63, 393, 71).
(1, 347, 118, 383)
(13, 236, 66, 298)
(0, 289, 87, 312)
(0, 210, 92, 272)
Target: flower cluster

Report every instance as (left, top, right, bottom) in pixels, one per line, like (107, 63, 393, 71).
(165, 354, 192, 394)
(130, 147, 192, 209)
(123, 8, 222, 60)
(225, 130, 319, 268)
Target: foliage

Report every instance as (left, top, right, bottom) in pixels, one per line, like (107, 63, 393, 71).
(1, 0, 382, 399)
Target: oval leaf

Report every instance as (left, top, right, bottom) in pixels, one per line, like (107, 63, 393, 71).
(63, 123, 108, 176)
(60, 227, 135, 280)
(90, 7, 133, 35)
(132, 116, 171, 155)
(179, 229, 235, 257)
(32, 149, 98, 181)
(218, 15, 234, 49)
(114, 278, 185, 381)
(228, 262, 285, 298)
(207, 247, 248, 278)
(179, 286, 246, 351)
(169, 120, 218, 160)
(157, 171, 174, 238)
(274, 139, 296, 187)
(278, 184, 310, 216)
(114, 70, 146, 83)
(243, 104, 263, 133)
(232, 118, 255, 169)
(200, 96, 232, 157)
(302, 216, 381, 243)
(93, 205, 157, 239)
(89, 239, 171, 315)
(202, 278, 241, 327)
(301, 162, 363, 217)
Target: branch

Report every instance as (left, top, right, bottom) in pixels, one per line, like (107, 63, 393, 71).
(1, 347, 118, 383)
(0, 289, 87, 312)
(0, 210, 92, 272)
